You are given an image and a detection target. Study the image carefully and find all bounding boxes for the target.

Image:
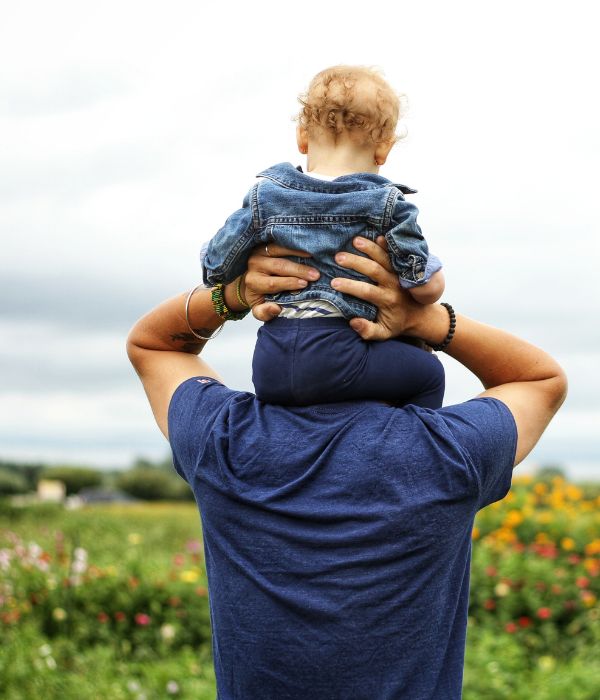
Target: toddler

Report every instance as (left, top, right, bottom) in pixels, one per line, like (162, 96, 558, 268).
(202, 65, 446, 408)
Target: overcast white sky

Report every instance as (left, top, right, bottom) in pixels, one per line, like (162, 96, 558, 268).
(1, 0, 598, 477)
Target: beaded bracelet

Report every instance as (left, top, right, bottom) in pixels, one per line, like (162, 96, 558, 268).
(429, 302, 456, 352)
(211, 283, 249, 321)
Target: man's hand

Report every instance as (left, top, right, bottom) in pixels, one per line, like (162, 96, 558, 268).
(244, 244, 320, 321)
(332, 236, 430, 341)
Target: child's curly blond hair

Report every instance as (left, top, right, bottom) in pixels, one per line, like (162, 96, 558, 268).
(297, 65, 407, 146)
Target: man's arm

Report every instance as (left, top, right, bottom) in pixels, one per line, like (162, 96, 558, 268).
(126, 246, 319, 438)
(330, 237, 567, 467)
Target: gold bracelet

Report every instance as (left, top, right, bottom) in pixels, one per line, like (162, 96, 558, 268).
(236, 274, 250, 309)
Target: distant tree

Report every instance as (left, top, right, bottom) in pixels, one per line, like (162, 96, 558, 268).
(536, 464, 567, 481)
(41, 466, 104, 495)
(116, 466, 192, 501)
(0, 461, 43, 491)
(0, 468, 29, 496)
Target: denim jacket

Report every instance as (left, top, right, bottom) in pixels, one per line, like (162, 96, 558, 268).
(202, 162, 441, 321)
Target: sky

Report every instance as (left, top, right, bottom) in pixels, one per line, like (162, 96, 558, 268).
(1, 0, 598, 478)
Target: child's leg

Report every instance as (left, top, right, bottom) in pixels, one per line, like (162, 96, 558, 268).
(253, 318, 444, 408)
(341, 336, 445, 408)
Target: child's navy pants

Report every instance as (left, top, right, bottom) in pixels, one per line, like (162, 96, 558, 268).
(252, 317, 445, 408)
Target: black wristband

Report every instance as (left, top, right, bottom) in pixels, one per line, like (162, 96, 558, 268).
(429, 303, 456, 352)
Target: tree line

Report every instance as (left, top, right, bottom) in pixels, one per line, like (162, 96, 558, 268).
(0, 456, 194, 501)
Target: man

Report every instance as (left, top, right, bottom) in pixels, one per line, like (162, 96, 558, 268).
(127, 238, 566, 699)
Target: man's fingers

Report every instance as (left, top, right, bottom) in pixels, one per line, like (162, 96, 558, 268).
(352, 236, 393, 272)
(261, 243, 312, 259)
(333, 251, 397, 288)
(252, 302, 282, 322)
(248, 254, 320, 282)
(247, 273, 309, 297)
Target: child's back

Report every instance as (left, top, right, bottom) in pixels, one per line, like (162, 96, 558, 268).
(202, 65, 446, 407)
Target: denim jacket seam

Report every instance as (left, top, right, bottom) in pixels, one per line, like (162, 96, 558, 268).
(382, 187, 399, 230)
(258, 171, 388, 194)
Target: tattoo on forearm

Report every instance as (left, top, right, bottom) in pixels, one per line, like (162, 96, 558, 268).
(171, 330, 213, 354)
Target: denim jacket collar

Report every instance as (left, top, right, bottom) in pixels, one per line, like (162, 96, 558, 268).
(256, 162, 418, 195)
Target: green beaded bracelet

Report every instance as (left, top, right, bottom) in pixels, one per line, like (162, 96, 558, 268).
(211, 283, 250, 321)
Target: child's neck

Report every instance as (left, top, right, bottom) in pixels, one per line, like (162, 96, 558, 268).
(306, 142, 380, 177)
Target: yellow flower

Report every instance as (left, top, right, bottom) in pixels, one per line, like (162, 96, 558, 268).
(534, 483, 548, 496)
(538, 656, 556, 672)
(561, 537, 576, 551)
(580, 591, 597, 607)
(585, 540, 600, 556)
(180, 569, 200, 583)
(565, 485, 583, 501)
(504, 510, 524, 527)
(52, 608, 67, 621)
(494, 582, 511, 597)
(127, 533, 142, 545)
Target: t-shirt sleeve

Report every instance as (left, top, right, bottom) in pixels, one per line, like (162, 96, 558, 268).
(437, 397, 518, 510)
(167, 376, 234, 483)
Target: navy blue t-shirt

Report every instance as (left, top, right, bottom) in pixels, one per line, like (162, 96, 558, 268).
(168, 377, 517, 700)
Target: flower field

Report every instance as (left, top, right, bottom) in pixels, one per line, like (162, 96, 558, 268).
(1, 474, 599, 699)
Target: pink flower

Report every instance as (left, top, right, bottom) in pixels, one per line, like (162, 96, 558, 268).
(576, 576, 590, 588)
(537, 607, 552, 619)
(505, 622, 517, 633)
(134, 613, 151, 626)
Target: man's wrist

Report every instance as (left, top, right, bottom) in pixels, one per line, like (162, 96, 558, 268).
(405, 303, 452, 347)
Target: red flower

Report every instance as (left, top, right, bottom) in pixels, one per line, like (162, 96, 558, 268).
(568, 554, 581, 565)
(576, 577, 590, 589)
(551, 584, 563, 594)
(97, 612, 109, 623)
(484, 599, 496, 610)
(537, 607, 552, 619)
(134, 613, 151, 626)
(485, 566, 498, 577)
(114, 611, 126, 622)
(505, 622, 517, 633)
(518, 616, 532, 628)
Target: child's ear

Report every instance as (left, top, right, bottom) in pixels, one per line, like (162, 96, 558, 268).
(296, 125, 308, 155)
(374, 140, 394, 166)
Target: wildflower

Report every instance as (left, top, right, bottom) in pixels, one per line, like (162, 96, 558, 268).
(45, 657, 57, 670)
(484, 599, 496, 610)
(485, 566, 498, 577)
(538, 656, 556, 671)
(134, 613, 151, 626)
(505, 622, 517, 633)
(128, 576, 140, 589)
(127, 680, 141, 693)
(73, 547, 87, 561)
(160, 624, 176, 641)
(186, 539, 202, 553)
(180, 569, 199, 583)
(166, 680, 180, 694)
(168, 596, 181, 607)
(551, 584, 563, 594)
(114, 611, 126, 622)
(576, 576, 590, 589)
(39, 644, 52, 657)
(173, 554, 185, 567)
(580, 591, 597, 607)
(537, 607, 552, 619)
(568, 554, 581, 565)
(97, 612, 109, 623)
(52, 608, 67, 621)
(127, 533, 142, 545)
(560, 537, 576, 551)
(494, 582, 510, 597)
(195, 586, 208, 597)
(518, 616, 532, 628)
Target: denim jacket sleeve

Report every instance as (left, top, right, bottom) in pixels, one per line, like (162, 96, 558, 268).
(202, 182, 260, 286)
(384, 193, 431, 289)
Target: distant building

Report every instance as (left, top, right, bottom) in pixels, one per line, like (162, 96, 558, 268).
(37, 479, 66, 503)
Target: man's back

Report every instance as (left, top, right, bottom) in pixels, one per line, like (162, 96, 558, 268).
(168, 377, 517, 700)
